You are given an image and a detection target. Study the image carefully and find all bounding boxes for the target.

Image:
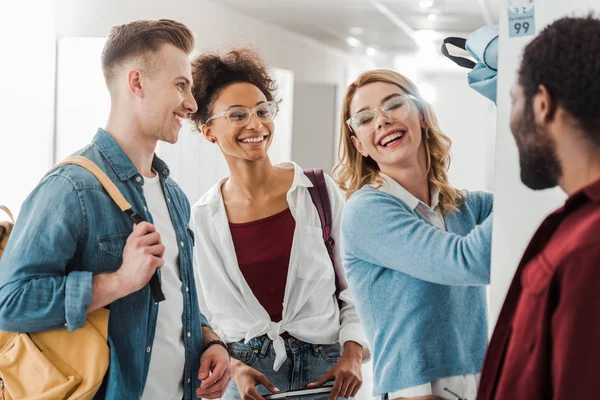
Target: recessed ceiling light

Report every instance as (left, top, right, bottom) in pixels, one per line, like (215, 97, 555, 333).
(366, 47, 377, 56)
(419, 0, 434, 8)
(428, 13, 438, 21)
(346, 37, 361, 47)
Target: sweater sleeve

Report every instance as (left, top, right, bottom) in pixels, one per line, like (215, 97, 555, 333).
(341, 189, 492, 286)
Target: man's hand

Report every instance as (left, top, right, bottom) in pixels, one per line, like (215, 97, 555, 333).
(87, 222, 164, 313)
(116, 222, 165, 295)
(231, 359, 279, 400)
(196, 344, 232, 399)
(308, 342, 363, 400)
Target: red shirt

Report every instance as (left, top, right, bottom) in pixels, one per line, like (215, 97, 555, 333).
(478, 178, 600, 400)
(229, 208, 295, 322)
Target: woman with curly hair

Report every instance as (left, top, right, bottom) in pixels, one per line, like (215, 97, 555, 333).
(335, 70, 493, 400)
(188, 48, 369, 400)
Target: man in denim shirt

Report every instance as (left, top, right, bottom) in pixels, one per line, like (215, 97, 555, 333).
(0, 19, 231, 399)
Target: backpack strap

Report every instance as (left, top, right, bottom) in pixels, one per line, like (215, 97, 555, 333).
(304, 169, 341, 299)
(440, 37, 477, 69)
(57, 156, 165, 303)
(0, 206, 14, 223)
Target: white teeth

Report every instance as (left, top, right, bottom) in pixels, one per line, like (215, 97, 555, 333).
(241, 136, 266, 143)
(380, 132, 404, 146)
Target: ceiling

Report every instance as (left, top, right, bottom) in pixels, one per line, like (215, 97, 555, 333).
(216, 0, 501, 55)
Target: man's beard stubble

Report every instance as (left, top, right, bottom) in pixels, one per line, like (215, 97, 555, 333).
(513, 106, 562, 190)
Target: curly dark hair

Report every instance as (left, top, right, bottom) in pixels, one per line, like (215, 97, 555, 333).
(518, 14, 600, 143)
(189, 48, 278, 129)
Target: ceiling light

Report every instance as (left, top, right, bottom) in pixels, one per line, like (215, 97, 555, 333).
(366, 47, 377, 56)
(419, 0, 434, 8)
(428, 13, 438, 21)
(346, 37, 361, 47)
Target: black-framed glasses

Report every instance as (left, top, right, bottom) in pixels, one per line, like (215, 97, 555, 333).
(204, 100, 280, 127)
(346, 94, 418, 135)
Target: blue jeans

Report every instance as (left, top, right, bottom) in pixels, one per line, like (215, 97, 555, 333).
(224, 335, 342, 400)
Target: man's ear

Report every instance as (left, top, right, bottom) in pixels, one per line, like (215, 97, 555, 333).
(533, 85, 555, 125)
(350, 135, 369, 158)
(127, 69, 144, 98)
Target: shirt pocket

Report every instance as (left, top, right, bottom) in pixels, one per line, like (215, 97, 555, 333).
(296, 226, 334, 282)
(96, 233, 129, 273)
(512, 255, 554, 352)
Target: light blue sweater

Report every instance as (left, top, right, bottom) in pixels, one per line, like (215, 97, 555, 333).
(341, 185, 493, 395)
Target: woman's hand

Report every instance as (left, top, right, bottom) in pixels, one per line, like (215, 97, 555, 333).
(232, 359, 280, 400)
(308, 341, 363, 400)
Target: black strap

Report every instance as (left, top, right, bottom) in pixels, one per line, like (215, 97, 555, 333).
(128, 211, 165, 302)
(441, 37, 476, 70)
(304, 169, 341, 299)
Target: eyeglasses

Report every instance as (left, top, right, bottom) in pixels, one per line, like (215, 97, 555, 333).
(204, 101, 280, 127)
(346, 94, 418, 135)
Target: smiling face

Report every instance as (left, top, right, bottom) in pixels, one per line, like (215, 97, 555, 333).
(136, 43, 198, 144)
(202, 82, 275, 162)
(348, 81, 425, 172)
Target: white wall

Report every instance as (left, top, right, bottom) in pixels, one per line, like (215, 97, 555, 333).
(291, 83, 338, 174)
(0, 1, 56, 218)
(424, 72, 497, 192)
(489, 0, 597, 330)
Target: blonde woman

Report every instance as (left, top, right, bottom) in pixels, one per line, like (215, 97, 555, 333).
(335, 70, 493, 400)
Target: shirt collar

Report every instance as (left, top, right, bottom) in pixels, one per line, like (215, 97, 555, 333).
(377, 172, 440, 211)
(561, 176, 600, 214)
(92, 128, 170, 181)
(582, 177, 600, 203)
(196, 161, 311, 207)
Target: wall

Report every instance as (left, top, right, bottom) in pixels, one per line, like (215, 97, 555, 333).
(424, 72, 497, 192)
(291, 83, 338, 174)
(0, 1, 56, 217)
(489, 0, 597, 330)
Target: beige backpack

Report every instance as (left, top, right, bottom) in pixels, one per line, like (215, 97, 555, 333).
(0, 206, 14, 261)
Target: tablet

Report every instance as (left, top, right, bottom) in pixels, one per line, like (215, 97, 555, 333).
(263, 383, 334, 399)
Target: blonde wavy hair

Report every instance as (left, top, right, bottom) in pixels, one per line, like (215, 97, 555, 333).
(333, 69, 465, 215)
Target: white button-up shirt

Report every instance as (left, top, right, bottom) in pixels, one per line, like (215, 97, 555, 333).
(190, 162, 369, 371)
(378, 173, 480, 400)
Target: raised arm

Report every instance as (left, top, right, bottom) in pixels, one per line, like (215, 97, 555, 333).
(341, 189, 492, 286)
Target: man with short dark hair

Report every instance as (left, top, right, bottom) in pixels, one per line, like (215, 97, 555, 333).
(478, 15, 600, 400)
(0, 19, 231, 399)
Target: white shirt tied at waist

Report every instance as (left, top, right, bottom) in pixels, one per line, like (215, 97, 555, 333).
(245, 321, 286, 370)
(190, 162, 370, 372)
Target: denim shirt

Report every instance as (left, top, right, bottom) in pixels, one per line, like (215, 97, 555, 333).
(0, 129, 210, 399)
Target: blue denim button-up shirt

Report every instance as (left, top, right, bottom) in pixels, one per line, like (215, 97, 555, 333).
(0, 129, 209, 399)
